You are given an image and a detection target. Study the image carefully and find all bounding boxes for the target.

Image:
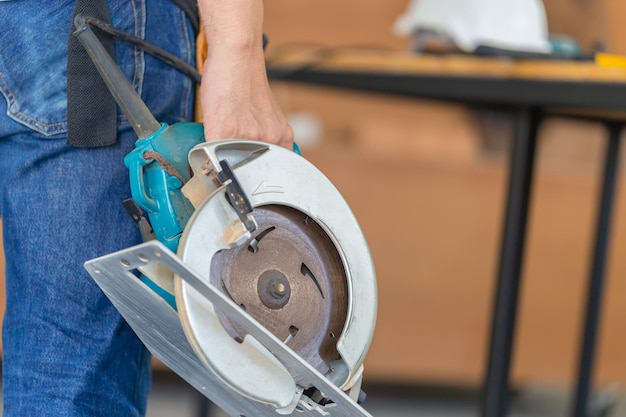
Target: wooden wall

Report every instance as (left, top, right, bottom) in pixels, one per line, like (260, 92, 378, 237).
(605, 0, 626, 54)
(261, 0, 626, 387)
(263, 0, 611, 53)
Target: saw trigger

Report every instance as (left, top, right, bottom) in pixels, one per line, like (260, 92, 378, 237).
(122, 198, 155, 242)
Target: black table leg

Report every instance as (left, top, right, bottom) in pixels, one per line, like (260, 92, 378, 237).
(480, 107, 542, 417)
(571, 123, 622, 417)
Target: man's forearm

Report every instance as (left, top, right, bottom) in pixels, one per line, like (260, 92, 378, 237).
(198, 0, 264, 53)
(197, 0, 294, 148)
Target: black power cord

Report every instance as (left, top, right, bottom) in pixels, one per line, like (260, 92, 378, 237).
(78, 15, 202, 84)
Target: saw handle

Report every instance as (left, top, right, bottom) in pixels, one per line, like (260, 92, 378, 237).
(125, 122, 205, 251)
(128, 154, 158, 214)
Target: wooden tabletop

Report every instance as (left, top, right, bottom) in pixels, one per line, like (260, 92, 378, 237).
(266, 47, 626, 83)
(266, 47, 626, 120)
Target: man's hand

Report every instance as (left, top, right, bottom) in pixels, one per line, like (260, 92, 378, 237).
(198, 0, 294, 149)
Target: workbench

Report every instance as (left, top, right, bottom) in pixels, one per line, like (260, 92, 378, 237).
(266, 47, 626, 417)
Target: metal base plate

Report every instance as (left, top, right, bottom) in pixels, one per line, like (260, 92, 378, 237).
(84, 240, 373, 417)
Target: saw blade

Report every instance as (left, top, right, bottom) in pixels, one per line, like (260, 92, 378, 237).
(210, 204, 348, 387)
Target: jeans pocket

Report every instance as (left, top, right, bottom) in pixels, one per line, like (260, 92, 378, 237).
(0, 0, 147, 138)
(0, 1, 73, 136)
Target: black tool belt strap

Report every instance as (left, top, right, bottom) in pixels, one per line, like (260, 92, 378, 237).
(66, 0, 199, 148)
(67, 0, 116, 148)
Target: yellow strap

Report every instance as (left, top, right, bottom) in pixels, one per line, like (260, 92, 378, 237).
(194, 25, 208, 123)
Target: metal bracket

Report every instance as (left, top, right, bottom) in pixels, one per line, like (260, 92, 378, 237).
(217, 159, 257, 233)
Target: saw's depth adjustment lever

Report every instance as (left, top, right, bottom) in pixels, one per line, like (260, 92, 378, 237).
(217, 159, 257, 233)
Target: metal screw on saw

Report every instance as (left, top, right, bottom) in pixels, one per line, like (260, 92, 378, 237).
(257, 270, 291, 309)
(269, 281, 286, 298)
(201, 159, 214, 176)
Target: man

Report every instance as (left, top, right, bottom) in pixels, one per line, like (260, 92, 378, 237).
(0, 0, 292, 415)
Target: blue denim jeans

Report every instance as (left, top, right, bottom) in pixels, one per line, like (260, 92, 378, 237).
(0, 1, 195, 415)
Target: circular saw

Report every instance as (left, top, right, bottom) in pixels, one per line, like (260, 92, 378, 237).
(174, 141, 377, 411)
(75, 18, 377, 417)
(86, 140, 378, 416)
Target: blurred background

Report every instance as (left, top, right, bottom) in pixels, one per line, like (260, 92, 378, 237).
(261, 0, 626, 390)
(4, 0, 626, 416)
